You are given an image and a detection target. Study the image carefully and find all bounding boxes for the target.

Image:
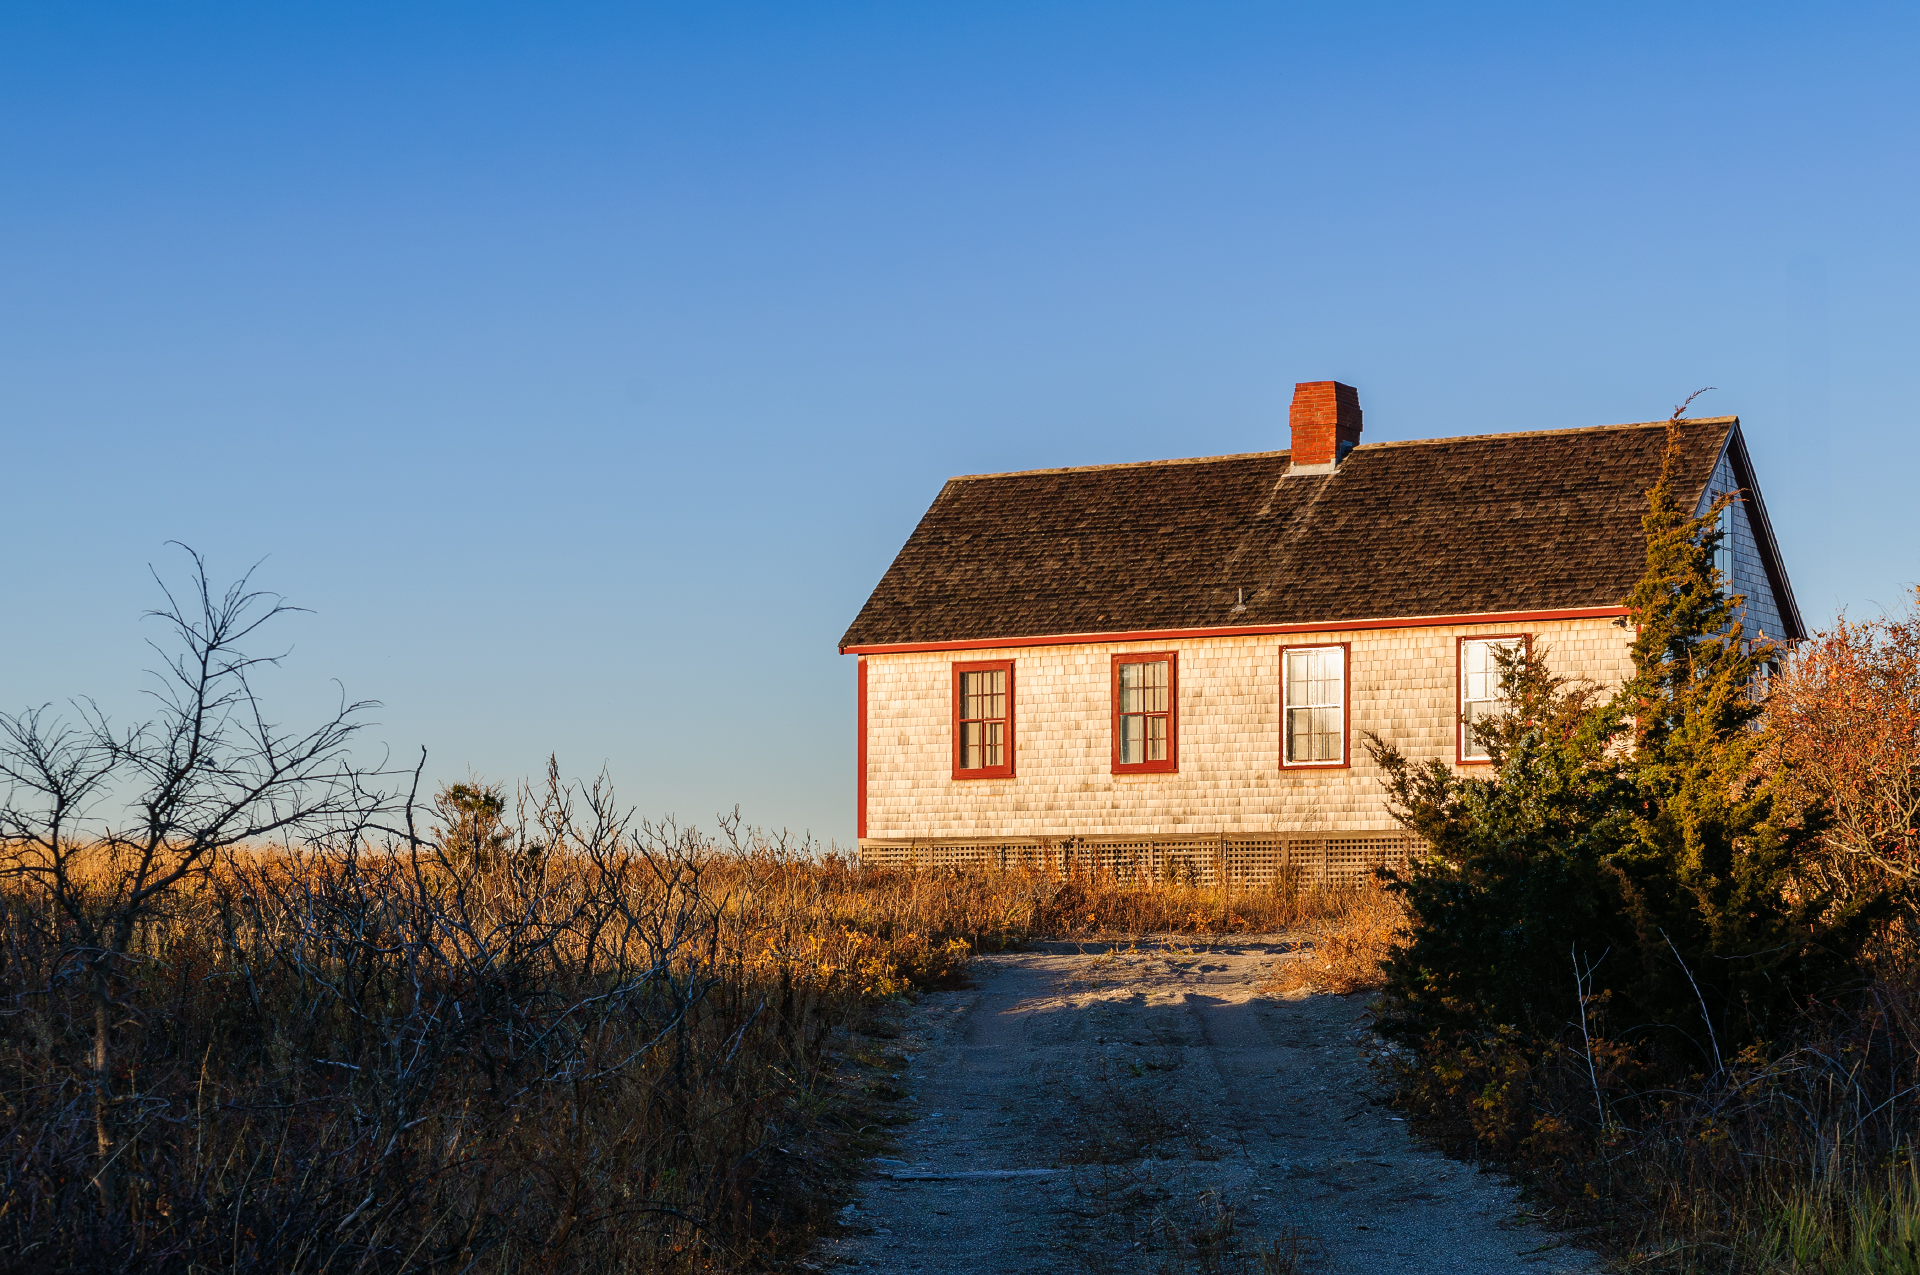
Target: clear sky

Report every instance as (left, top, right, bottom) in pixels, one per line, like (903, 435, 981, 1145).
(4, 3, 1915, 846)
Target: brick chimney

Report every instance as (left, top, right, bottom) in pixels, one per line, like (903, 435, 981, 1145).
(1288, 381, 1363, 473)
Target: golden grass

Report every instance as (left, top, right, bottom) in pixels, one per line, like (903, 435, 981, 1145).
(1259, 878, 1405, 995)
(0, 836, 1375, 1274)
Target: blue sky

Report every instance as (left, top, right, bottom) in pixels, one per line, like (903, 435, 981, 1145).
(4, 3, 1915, 845)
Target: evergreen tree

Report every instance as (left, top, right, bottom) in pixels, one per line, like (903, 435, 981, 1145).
(1368, 634, 1629, 1039)
(433, 779, 514, 870)
(1372, 421, 1875, 1066)
(1607, 426, 1869, 1053)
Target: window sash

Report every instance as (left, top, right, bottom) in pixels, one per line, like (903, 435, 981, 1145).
(1116, 659, 1170, 764)
(1282, 647, 1344, 764)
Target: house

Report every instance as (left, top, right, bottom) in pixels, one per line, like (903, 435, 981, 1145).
(839, 382, 1802, 883)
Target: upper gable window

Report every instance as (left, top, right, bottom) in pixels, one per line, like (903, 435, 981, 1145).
(1715, 503, 1735, 589)
(1459, 636, 1526, 763)
(1281, 644, 1347, 767)
(1112, 653, 1178, 774)
(952, 660, 1014, 779)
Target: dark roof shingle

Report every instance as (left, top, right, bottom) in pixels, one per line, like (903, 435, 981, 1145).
(841, 417, 1737, 650)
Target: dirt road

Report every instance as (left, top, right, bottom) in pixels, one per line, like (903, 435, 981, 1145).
(821, 938, 1602, 1274)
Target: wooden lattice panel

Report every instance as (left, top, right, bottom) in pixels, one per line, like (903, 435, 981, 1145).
(855, 833, 1415, 880)
(1224, 837, 1282, 886)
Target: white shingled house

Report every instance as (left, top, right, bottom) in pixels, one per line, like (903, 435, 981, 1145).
(840, 382, 1801, 883)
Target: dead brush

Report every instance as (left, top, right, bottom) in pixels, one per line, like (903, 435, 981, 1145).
(0, 809, 1382, 1273)
(0, 783, 1037, 1275)
(1260, 877, 1404, 996)
(1034, 866, 1383, 939)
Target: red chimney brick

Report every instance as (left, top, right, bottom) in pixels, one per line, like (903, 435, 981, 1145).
(1289, 381, 1363, 471)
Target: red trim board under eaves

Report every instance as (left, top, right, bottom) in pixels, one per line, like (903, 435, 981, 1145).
(839, 606, 1633, 656)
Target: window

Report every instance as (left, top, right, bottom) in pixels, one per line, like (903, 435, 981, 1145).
(1111, 652, 1178, 774)
(1281, 644, 1347, 767)
(952, 660, 1014, 779)
(1715, 502, 1735, 588)
(1458, 635, 1526, 763)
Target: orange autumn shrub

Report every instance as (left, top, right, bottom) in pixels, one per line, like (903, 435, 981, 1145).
(1771, 585, 1920, 914)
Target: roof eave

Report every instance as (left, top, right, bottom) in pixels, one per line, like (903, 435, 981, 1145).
(840, 604, 1634, 655)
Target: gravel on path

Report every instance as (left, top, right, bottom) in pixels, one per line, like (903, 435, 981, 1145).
(820, 938, 1604, 1275)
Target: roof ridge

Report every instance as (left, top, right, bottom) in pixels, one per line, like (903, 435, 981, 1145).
(1356, 415, 1737, 452)
(945, 416, 1738, 483)
(949, 448, 1291, 483)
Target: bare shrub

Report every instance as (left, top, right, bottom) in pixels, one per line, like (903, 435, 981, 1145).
(1259, 879, 1403, 996)
(0, 771, 924, 1272)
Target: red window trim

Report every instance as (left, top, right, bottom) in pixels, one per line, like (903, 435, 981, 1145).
(1110, 651, 1179, 775)
(1278, 642, 1351, 770)
(856, 656, 868, 838)
(952, 659, 1015, 780)
(1456, 633, 1531, 766)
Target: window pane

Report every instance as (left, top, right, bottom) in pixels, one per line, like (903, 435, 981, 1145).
(1462, 700, 1494, 759)
(1287, 706, 1310, 761)
(962, 669, 1005, 721)
(1119, 660, 1168, 714)
(1465, 652, 1491, 702)
(961, 720, 1003, 770)
(1461, 640, 1490, 701)
(1119, 713, 1167, 764)
(1284, 648, 1343, 761)
(1312, 706, 1338, 761)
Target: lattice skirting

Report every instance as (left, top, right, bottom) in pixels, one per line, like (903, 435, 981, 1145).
(854, 834, 1416, 888)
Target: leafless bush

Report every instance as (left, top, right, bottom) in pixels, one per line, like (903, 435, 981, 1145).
(0, 553, 913, 1272)
(0, 773, 975, 1272)
(0, 548, 388, 1236)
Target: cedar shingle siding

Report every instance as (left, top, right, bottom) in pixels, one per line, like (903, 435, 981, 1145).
(842, 416, 1759, 650)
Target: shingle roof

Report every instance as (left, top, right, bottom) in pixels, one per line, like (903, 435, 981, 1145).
(841, 417, 1752, 651)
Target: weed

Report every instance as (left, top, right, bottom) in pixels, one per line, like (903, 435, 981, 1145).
(1259, 879, 1403, 997)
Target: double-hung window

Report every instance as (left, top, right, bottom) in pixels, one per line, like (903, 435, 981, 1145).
(952, 660, 1014, 779)
(1112, 653, 1178, 774)
(1458, 636, 1526, 763)
(1281, 644, 1347, 767)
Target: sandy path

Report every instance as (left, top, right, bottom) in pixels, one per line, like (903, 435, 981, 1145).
(822, 938, 1602, 1275)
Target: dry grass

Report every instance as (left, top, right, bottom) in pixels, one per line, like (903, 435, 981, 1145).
(0, 820, 1374, 1275)
(1034, 868, 1394, 941)
(1385, 953, 1920, 1274)
(1258, 878, 1404, 996)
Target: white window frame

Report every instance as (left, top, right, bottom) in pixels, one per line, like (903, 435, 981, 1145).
(1458, 635, 1527, 764)
(1280, 644, 1348, 768)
